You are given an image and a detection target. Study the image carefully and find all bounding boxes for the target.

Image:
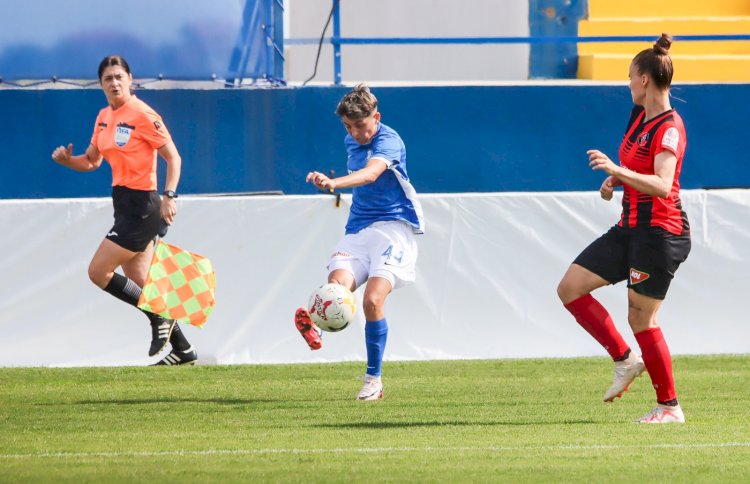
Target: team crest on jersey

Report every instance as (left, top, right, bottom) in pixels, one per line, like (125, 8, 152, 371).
(629, 268, 650, 285)
(637, 132, 650, 147)
(114, 123, 134, 147)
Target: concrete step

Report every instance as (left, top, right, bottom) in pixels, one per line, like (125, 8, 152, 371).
(578, 53, 750, 81)
(588, 0, 750, 18)
(578, 17, 750, 55)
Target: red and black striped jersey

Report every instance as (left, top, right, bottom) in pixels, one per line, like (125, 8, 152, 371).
(617, 105, 689, 235)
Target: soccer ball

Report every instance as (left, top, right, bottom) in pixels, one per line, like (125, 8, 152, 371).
(308, 283, 356, 332)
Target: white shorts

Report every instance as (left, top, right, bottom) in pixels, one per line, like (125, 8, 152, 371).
(327, 220, 418, 290)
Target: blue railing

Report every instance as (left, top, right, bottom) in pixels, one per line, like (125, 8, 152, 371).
(225, 0, 285, 86)
(287, 35, 750, 46)
(287, 33, 750, 85)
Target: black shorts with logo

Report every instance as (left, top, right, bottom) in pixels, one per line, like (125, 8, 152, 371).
(573, 225, 691, 300)
(106, 186, 168, 252)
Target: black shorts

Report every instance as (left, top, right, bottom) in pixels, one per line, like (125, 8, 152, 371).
(573, 225, 691, 300)
(106, 186, 168, 252)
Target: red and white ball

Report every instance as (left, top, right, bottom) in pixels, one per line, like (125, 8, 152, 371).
(308, 283, 356, 332)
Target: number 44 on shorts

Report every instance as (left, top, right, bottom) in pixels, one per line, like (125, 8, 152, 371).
(381, 245, 403, 265)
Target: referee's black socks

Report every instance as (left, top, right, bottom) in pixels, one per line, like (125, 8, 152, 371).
(103, 273, 163, 325)
(103, 272, 142, 306)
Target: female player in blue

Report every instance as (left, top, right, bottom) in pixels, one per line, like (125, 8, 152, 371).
(294, 84, 424, 400)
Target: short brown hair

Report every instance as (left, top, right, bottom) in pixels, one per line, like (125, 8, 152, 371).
(335, 84, 378, 119)
(632, 33, 674, 90)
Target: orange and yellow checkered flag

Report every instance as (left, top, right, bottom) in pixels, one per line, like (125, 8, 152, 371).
(137, 241, 216, 327)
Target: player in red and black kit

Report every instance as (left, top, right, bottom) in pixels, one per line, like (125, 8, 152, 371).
(557, 34, 691, 423)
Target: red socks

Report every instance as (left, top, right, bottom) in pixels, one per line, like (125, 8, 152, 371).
(564, 295, 677, 403)
(635, 327, 676, 403)
(564, 294, 630, 360)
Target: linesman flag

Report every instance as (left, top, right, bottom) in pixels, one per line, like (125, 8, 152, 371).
(137, 241, 216, 327)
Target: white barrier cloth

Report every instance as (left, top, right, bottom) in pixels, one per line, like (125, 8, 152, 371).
(1, 190, 748, 366)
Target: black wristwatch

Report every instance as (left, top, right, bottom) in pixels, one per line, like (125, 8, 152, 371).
(163, 190, 178, 199)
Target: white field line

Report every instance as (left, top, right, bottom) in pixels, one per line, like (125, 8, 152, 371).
(2, 442, 750, 459)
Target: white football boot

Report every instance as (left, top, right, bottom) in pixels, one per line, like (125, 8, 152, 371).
(357, 375, 384, 401)
(603, 352, 646, 402)
(635, 404, 685, 424)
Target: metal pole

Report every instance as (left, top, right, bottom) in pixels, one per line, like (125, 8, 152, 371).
(264, 5, 272, 81)
(273, 0, 285, 81)
(332, 0, 342, 85)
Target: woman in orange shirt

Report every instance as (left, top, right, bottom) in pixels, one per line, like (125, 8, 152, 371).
(51, 55, 197, 366)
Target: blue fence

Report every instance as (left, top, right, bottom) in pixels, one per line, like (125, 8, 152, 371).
(2, 84, 749, 199)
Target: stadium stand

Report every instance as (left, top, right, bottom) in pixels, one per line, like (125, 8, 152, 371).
(578, 0, 750, 81)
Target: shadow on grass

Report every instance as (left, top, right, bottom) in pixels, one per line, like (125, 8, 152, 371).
(35, 398, 282, 406)
(315, 419, 596, 429)
(33, 396, 356, 406)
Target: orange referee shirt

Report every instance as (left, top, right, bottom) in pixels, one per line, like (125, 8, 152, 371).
(90, 96, 172, 191)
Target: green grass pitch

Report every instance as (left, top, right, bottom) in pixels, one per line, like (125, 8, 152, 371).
(1, 355, 749, 482)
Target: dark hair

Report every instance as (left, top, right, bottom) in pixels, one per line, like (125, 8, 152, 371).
(97, 55, 131, 81)
(632, 33, 673, 90)
(335, 84, 378, 119)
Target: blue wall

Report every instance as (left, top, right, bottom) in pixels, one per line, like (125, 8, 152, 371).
(2, 84, 749, 199)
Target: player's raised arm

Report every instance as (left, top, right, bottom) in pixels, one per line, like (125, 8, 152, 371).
(51, 143, 103, 172)
(588, 148, 676, 199)
(598, 175, 622, 201)
(306, 158, 388, 190)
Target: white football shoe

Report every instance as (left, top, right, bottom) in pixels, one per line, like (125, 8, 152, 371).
(357, 375, 384, 401)
(635, 404, 685, 424)
(603, 352, 646, 402)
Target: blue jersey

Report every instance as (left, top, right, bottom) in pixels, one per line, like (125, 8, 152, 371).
(344, 122, 424, 235)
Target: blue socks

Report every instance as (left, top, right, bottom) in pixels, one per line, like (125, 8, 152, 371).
(365, 319, 389, 377)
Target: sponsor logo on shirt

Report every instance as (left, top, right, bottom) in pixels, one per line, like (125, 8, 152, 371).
(331, 251, 351, 258)
(637, 132, 650, 147)
(661, 127, 680, 152)
(629, 268, 650, 285)
(114, 122, 135, 147)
